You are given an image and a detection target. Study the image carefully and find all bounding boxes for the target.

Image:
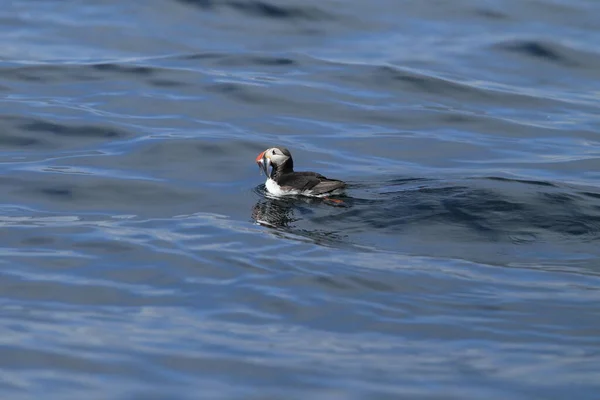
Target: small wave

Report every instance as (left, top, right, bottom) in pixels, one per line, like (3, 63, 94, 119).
(374, 65, 491, 99)
(324, 62, 583, 111)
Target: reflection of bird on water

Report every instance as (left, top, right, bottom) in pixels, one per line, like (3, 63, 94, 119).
(251, 193, 351, 246)
(251, 197, 298, 228)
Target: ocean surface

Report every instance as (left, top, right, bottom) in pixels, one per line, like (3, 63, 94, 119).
(1, 0, 600, 398)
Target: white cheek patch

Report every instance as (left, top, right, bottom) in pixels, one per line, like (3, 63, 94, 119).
(269, 154, 288, 165)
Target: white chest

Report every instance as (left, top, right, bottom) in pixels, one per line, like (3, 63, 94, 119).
(265, 178, 299, 197)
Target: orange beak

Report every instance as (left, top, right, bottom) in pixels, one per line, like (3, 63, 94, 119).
(256, 150, 271, 177)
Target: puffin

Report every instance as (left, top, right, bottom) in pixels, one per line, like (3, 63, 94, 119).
(255, 147, 346, 197)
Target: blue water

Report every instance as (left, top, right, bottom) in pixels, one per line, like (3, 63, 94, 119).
(1, 0, 600, 398)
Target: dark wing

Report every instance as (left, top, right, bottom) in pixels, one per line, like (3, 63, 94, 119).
(277, 172, 346, 195)
(308, 179, 346, 195)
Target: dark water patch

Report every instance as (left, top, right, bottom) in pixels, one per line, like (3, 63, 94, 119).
(205, 81, 276, 104)
(23, 119, 128, 139)
(195, 142, 228, 156)
(384, 177, 431, 185)
(176, 0, 212, 9)
(92, 63, 155, 76)
(148, 78, 186, 87)
(474, 8, 507, 19)
(227, 1, 328, 21)
(581, 191, 600, 200)
(192, 53, 298, 67)
(539, 192, 580, 206)
(499, 40, 571, 63)
(177, 0, 329, 21)
(1, 115, 132, 151)
(492, 40, 600, 69)
(206, 82, 248, 96)
(484, 176, 557, 188)
(533, 216, 600, 239)
(73, 240, 136, 254)
(0, 63, 192, 89)
(1, 66, 55, 83)
(245, 55, 295, 66)
(0, 62, 199, 89)
(41, 187, 74, 199)
(0, 65, 101, 83)
(179, 51, 223, 61)
(0, 133, 42, 148)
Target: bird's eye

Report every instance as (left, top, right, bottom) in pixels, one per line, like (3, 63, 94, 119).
(272, 150, 276, 155)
